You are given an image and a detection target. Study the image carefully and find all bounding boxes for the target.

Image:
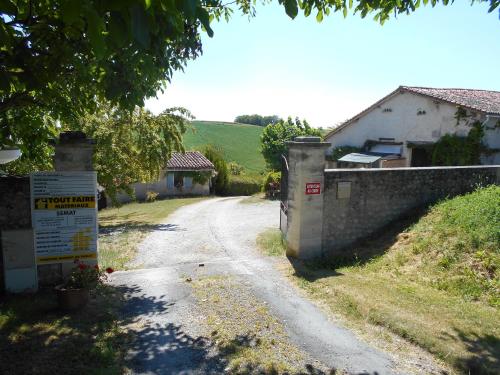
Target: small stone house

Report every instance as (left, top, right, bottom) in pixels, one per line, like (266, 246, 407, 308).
(324, 86, 500, 167)
(114, 151, 215, 204)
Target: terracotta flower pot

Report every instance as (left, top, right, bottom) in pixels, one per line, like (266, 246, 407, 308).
(54, 285, 90, 311)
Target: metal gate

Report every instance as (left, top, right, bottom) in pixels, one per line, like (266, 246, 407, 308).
(280, 154, 288, 234)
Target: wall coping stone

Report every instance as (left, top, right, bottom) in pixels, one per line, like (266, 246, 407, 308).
(325, 165, 500, 173)
(286, 141, 330, 148)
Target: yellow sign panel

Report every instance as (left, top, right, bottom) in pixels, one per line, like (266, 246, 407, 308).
(72, 228, 93, 252)
(34, 196, 96, 210)
(37, 253, 97, 264)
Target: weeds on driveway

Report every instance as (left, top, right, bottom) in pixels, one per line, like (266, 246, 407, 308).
(192, 275, 331, 374)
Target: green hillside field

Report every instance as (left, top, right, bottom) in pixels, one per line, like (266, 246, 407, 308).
(183, 120, 266, 175)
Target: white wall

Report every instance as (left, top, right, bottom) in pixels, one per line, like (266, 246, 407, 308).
(325, 91, 499, 165)
(112, 171, 211, 205)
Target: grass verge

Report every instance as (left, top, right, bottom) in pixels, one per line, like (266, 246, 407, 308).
(256, 229, 286, 256)
(98, 197, 206, 270)
(192, 275, 328, 374)
(258, 186, 500, 374)
(0, 287, 128, 375)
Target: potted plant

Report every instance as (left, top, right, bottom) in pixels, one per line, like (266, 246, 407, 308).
(54, 260, 114, 310)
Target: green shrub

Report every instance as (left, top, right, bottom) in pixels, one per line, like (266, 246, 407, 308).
(145, 191, 159, 202)
(262, 171, 281, 195)
(203, 145, 229, 195)
(228, 161, 244, 175)
(224, 175, 261, 196)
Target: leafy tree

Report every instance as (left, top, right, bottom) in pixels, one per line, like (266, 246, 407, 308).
(235, 114, 281, 126)
(71, 103, 191, 201)
(1, 0, 496, 157)
(202, 144, 228, 194)
(261, 117, 321, 170)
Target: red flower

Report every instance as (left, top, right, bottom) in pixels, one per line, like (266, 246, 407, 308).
(78, 263, 87, 270)
(94, 265, 99, 270)
(105, 267, 114, 274)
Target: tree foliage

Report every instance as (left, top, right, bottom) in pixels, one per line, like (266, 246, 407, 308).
(70, 103, 191, 201)
(235, 114, 281, 126)
(202, 144, 228, 194)
(1, 0, 496, 157)
(261, 117, 321, 170)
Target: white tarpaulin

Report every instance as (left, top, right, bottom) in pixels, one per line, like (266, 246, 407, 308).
(30, 171, 98, 264)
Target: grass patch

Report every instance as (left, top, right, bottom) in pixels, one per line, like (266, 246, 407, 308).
(0, 287, 128, 375)
(260, 186, 500, 374)
(184, 121, 266, 175)
(192, 276, 327, 374)
(98, 197, 206, 270)
(257, 229, 286, 256)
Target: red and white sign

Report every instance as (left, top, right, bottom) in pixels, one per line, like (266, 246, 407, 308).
(305, 182, 321, 195)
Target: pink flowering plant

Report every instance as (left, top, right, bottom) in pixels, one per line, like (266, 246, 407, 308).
(65, 259, 114, 291)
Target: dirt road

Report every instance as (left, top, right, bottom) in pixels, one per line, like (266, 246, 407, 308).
(111, 197, 400, 374)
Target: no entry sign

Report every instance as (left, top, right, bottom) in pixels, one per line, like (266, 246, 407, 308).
(305, 182, 321, 195)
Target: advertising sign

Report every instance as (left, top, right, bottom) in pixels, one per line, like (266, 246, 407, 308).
(31, 172, 98, 264)
(305, 182, 321, 195)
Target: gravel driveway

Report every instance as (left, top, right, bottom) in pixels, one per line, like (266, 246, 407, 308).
(111, 197, 401, 374)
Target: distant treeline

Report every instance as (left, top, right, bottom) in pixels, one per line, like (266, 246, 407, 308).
(234, 114, 282, 127)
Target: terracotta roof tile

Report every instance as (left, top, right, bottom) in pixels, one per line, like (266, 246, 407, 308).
(166, 151, 215, 170)
(402, 86, 500, 115)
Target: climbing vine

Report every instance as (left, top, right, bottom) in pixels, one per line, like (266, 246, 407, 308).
(174, 171, 212, 185)
(431, 122, 484, 166)
(431, 107, 500, 166)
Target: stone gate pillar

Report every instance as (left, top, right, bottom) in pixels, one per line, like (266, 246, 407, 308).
(38, 131, 96, 284)
(53, 131, 95, 172)
(285, 136, 329, 259)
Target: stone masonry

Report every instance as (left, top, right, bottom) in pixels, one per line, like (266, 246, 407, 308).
(322, 166, 499, 257)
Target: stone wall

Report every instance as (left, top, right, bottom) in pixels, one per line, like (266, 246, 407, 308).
(0, 176, 31, 229)
(0, 176, 31, 292)
(322, 166, 499, 257)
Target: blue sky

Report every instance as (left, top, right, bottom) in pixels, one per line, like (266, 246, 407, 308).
(146, 2, 500, 128)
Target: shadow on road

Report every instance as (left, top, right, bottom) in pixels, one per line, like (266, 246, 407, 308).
(115, 284, 384, 375)
(99, 223, 183, 236)
(116, 284, 226, 374)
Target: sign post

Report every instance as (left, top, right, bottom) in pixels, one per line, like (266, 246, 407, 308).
(30, 171, 98, 265)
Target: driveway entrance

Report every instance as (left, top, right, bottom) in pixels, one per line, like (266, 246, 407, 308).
(111, 197, 398, 374)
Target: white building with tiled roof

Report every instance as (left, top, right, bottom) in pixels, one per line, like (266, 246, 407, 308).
(324, 86, 500, 167)
(114, 151, 215, 204)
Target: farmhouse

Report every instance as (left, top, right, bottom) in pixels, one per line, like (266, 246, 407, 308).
(324, 86, 500, 167)
(114, 151, 215, 204)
